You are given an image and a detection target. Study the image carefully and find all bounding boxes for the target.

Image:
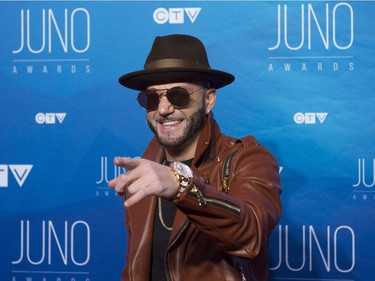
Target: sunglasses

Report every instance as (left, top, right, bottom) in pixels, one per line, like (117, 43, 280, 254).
(137, 86, 205, 110)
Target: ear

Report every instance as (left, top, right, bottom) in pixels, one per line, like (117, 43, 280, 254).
(204, 89, 216, 114)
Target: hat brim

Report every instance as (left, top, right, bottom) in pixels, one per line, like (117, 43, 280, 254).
(119, 67, 235, 90)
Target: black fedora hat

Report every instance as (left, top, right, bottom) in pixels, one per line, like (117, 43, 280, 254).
(119, 34, 235, 90)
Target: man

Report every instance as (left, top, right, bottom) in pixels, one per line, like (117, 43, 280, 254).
(109, 34, 282, 281)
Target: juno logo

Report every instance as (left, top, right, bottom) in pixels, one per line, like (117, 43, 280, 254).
(0, 164, 33, 187)
(268, 3, 354, 51)
(12, 8, 90, 55)
(153, 8, 201, 24)
(353, 158, 375, 188)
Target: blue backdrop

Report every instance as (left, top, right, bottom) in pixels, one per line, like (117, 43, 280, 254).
(1, 1, 374, 281)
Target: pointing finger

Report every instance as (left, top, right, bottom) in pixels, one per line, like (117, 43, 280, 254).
(114, 157, 140, 170)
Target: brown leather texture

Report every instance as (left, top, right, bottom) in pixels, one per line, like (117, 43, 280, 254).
(122, 113, 282, 281)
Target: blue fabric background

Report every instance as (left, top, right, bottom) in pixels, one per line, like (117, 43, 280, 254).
(1, 1, 374, 280)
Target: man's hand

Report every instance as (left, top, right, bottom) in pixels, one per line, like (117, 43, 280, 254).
(108, 157, 179, 207)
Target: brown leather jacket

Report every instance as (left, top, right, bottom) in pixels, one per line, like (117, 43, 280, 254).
(122, 113, 282, 281)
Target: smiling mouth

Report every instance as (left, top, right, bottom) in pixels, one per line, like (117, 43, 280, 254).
(157, 119, 184, 133)
(160, 120, 181, 126)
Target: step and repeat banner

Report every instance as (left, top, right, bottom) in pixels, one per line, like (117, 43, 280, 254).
(1, 1, 374, 281)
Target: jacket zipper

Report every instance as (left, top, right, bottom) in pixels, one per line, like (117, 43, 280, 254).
(189, 187, 241, 216)
(204, 196, 241, 215)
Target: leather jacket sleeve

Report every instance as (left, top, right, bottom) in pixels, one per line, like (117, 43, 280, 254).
(172, 136, 282, 259)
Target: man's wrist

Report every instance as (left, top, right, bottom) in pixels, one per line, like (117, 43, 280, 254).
(170, 162, 193, 199)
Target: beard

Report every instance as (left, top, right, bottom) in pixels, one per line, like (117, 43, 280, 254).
(147, 106, 207, 148)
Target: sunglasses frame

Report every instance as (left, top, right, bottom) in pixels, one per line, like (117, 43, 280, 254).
(137, 86, 206, 110)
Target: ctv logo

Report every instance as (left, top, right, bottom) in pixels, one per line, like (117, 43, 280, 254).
(0, 164, 33, 187)
(35, 113, 66, 124)
(153, 8, 201, 24)
(294, 112, 328, 124)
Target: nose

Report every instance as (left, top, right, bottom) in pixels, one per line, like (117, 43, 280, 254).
(157, 93, 174, 115)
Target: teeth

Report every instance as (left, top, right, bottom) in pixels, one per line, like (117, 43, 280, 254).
(162, 120, 179, 126)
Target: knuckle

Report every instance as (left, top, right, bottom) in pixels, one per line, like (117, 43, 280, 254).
(139, 187, 149, 198)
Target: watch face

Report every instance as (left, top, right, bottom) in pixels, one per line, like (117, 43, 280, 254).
(174, 162, 193, 178)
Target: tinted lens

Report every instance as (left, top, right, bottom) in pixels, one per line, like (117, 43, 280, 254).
(166, 87, 190, 108)
(137, 87, 193, 110)
(137, 90, 159, 110)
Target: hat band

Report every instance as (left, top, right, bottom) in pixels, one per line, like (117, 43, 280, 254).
(145, 58, 208, 70)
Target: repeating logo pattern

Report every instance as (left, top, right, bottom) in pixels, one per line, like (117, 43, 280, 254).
(1, 2, 373, 281)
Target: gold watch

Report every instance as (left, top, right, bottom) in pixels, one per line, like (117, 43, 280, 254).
(170, 162, 193, 198)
